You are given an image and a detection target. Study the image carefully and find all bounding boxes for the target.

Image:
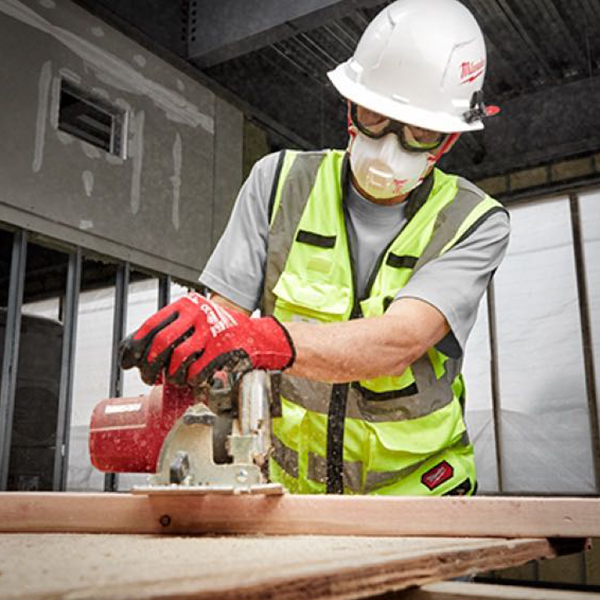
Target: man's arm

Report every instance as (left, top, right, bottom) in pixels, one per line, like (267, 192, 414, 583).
(211, 292, 448, 383)
(209, 209, 510, 384)
(125, 211, 508, 387)
(211, 293, 251, 317)
(286, 298, 448, 382)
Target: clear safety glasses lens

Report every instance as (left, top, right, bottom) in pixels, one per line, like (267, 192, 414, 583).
(351, 104, 445, 153)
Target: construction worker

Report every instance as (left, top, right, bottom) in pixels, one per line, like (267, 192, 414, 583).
(121, 0, 510, 496)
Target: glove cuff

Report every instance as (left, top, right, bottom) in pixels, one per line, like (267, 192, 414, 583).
(270, 316, 296, 371)
(250, 316, 296, 372)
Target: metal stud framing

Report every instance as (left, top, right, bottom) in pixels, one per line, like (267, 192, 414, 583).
(486, 280, 504, 493)
(569, 193, 600, 493)
(158, 274, 172, 309)
(104, 262, 130, 492)
(52, 248, 82, 491)
(0, 231, 27, 490)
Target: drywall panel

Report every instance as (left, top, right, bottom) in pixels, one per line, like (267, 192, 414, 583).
(212, 97, 244, 245)
(0, 0, 242, 283)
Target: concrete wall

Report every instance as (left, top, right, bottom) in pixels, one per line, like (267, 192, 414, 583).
(0, 0, 243, 283)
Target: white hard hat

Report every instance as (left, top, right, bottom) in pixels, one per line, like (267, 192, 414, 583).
(328, 0, 490, 133)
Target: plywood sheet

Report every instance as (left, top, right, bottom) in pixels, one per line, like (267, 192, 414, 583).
(400, 580, 600, 599)
(0, 534, 556, 599)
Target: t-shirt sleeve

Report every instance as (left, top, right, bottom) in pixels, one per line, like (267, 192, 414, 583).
(199, 152, 282, 311)
(394, 210, 510, 358)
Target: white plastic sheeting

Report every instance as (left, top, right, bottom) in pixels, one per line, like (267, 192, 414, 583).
(471, 197, 596, 494)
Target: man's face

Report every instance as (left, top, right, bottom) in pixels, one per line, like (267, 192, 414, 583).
(351, 104, 449, 154)
(346, 102, 461, 202)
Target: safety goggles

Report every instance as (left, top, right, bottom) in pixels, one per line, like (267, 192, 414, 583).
(350, 103, 447, 153)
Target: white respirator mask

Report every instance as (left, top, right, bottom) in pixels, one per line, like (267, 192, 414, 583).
(348, 130, 437, 200)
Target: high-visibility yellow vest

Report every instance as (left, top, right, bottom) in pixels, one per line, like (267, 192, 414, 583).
(261, 150, 506, 496)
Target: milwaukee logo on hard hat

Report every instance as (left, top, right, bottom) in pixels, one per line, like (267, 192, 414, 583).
(460, 60, 485, 84)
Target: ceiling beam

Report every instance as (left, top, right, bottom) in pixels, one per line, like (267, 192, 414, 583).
(188, 0, 384, 68)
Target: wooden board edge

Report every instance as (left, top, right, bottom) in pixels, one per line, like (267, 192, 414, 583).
(0, 492, 599, 538)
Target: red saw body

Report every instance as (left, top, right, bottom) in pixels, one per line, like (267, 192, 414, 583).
(88, 372, 282, 495)
(89, 383, 197, 473)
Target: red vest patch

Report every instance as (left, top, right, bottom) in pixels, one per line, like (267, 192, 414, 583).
(421, 461, 454, 490)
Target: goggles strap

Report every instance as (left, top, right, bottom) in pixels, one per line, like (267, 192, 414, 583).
(346, 106, 356, 138)
(431, 132, 460, 162)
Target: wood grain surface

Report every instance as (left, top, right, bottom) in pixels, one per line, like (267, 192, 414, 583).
(0, 534, 557, 599)
(0, 492, 598, 538)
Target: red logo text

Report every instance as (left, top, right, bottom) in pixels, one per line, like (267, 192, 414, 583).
(460, 60, 485, 84)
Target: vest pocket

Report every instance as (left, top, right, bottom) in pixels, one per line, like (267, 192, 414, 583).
(272, 271, 351, 323)
(365, 398, 467, 456)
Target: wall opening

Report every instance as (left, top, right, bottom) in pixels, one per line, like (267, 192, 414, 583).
(58, 79, 127, 158)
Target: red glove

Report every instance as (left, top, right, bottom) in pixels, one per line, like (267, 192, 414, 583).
(119, 293, 295, 386)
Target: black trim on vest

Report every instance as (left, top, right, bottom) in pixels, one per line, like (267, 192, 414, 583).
(443, 478, 474, 496)
(296, 230, 336, 248)
(454, 206, 509, 248)
(325, 156, 356, 495)
(353, 380, 419, 400)
(326, 383, 349, 494)
(383, 296, 394, 312)
(267, 150, 286, 225)
(386, 254, 418, 269)
(404, 170, 435, 223)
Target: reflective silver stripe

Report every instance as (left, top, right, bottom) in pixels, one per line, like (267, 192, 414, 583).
(307, 451, 363, 493)
(271, 435, 299, 478)
(364, 458, 429, 494)
(281, 375, 331, 412)
(262, 151, 327, 315)
(281, 372, 456, 423)
(413, 178, 489, 272)
(353, 383, 454, 423)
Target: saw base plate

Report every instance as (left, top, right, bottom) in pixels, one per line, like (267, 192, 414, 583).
(132, 483, 285, 496)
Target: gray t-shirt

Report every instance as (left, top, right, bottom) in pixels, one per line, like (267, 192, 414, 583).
(200, 152, 510, 358)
